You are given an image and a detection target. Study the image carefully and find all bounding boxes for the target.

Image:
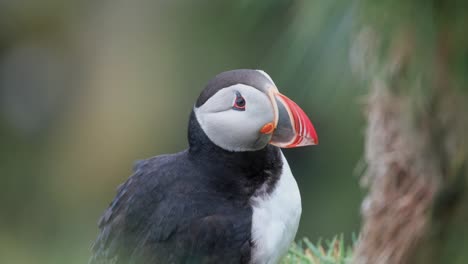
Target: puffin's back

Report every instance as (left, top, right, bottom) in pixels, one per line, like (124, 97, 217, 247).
(89, 150, 253, 264)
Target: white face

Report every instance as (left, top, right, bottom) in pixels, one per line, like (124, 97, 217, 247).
(194, 84, 275, 152)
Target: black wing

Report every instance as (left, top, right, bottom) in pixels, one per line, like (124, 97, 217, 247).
(89, 151, 252, 264)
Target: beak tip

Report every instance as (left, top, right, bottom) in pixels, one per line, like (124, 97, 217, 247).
(311, 128, 318, 145)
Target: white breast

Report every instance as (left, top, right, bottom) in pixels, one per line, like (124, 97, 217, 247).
(250, 151, 302, 264)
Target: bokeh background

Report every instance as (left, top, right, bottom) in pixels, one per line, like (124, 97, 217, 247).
(0, 1, 365, 263)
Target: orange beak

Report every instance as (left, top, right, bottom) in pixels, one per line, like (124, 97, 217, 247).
(267, 91, 318, 148)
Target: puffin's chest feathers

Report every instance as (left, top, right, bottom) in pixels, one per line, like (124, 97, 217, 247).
(190, 110, 301, 264)
(217, 146, 284, 199)
(249, 153, 302, 264)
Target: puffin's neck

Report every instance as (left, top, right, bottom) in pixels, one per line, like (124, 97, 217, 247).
(187, 110, 282, 175)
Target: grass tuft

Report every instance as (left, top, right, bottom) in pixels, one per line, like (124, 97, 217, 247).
(281, 234, 356, 264)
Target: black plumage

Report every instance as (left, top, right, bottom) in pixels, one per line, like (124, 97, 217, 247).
(195, 69, 273, 107)
(90, 110, 283, 264)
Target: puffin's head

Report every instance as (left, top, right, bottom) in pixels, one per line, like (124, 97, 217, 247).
(194, 69, 318, 152)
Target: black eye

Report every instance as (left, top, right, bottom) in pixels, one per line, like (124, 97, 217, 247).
(232, 92, 246, 111)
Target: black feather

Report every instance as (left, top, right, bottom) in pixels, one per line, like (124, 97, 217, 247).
(90, 110, 282, 264)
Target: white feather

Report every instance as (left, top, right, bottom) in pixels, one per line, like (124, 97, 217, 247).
(250, 151, 302, 264)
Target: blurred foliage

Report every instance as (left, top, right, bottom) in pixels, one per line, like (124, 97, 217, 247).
(1, 1, 364, 263)
(355, 0, 468, 95)
(352, 1, 468, 263)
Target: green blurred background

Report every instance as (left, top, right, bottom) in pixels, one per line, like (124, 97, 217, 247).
(0, 1, 365, 263)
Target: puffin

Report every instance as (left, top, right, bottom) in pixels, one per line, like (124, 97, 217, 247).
(89, 69, 318, 264)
